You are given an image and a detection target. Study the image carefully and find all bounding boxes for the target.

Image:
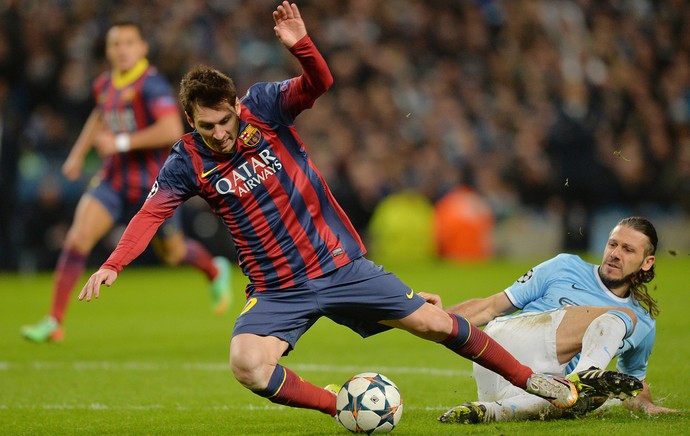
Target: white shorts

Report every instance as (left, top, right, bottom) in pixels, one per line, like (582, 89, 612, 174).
(474, 309, 569, 402)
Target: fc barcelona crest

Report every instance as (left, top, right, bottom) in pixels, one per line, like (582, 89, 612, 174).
(239, 124, 262, 147)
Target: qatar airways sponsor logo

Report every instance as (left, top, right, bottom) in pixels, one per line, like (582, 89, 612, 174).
(214, 149, 283, 197)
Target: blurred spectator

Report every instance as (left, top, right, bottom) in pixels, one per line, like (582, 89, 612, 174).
(2, 0, 690, 270)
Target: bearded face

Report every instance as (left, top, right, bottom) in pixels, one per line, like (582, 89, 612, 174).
(598, 225, 655, 296)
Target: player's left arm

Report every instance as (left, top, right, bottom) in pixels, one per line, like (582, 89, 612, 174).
(623, 379, 678, 414)
(273, 1, 333, 118)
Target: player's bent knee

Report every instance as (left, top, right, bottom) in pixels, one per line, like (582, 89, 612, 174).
(154, 245, 185, 266)
(229, 351, 266, 390)
(158, 252, 183, 266)
(229, 335, 281, 390)
(615, 308, 637, 326)
(152, 236, 186, 266)
(604, 309, 636, 339)
(63, 229, 96, 254)
(231, 367, 265, 390)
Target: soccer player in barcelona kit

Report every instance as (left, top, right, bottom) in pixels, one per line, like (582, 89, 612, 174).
(21, 21, 232, 343)
(77, 2, 631, 422)
(438, 217, 676, 424)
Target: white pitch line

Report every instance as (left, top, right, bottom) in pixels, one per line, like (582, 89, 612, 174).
(0, 361, 472, 377)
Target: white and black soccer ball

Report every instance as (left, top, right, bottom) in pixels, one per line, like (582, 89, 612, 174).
(336, 372, 403, 434)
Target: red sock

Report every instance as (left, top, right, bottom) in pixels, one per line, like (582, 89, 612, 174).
(182, 239, 217, 280)
(51, 248, 87, 323)
(258, 365, 336, 416)
(442, 313, 532, 389)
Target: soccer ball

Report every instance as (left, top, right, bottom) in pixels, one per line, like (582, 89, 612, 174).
(336, 372, 403, 434)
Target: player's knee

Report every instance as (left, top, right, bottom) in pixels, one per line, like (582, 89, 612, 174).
(597, 309, 636, 340)
(615, 308, 637, 326)
(229, 343, 269, 390)
(63, 227, 94, 254)
(158, 251, 182, 266)
(154, 244, 185, 266)
(230, 363, 265, 390)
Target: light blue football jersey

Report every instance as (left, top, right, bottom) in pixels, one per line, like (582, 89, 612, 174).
(504, 254, 655, 379)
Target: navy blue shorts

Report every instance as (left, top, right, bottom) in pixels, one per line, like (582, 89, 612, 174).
(87, 178, 182, 239)
(232, 257, 427, 355)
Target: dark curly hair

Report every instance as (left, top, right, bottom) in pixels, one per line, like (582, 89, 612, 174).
(617, 216, 659, 319)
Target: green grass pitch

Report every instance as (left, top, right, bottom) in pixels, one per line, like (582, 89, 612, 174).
(1, 256, 687, 435)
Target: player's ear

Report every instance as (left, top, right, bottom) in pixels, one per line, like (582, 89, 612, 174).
(234, 98, 241, 116)
(184, 111, 195, 129)
(641, 255, 655, 272)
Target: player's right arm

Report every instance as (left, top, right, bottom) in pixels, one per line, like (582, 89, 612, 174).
(446, 292, 518, 327)
(62, 108, 104, 181)
(273, 1, 333, 118)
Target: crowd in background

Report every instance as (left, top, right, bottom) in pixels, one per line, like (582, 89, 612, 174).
(1, 0, 690, 271)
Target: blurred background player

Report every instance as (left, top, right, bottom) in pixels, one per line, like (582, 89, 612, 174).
(436, 216, 677, 424)
(21, 21, 231, 343)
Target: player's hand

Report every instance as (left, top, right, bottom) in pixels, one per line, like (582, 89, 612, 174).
(79, 268, 118, 302)
(624, 400, 678, 415)
(62, 154, 84, 181)
(94, 130, 118, 157)
(272, 1, 307, 49)
(643, 404, 679, 414)
(623, 394, 679, 415)
(418, 292, 443, 308)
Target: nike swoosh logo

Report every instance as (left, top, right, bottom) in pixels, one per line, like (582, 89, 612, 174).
(472, 339, 490, 359)
(406, 290, 414, 299)
(201, 166, 219, 178)
(240, 297, 257, 316)
(571, 284, 588, 291)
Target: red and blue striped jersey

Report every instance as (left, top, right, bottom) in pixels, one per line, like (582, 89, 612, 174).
(93, 60, 180, 203)
(102, 36, 366, 290)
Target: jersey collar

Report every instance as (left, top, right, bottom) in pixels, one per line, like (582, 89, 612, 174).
(112, 59, 149, 89)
